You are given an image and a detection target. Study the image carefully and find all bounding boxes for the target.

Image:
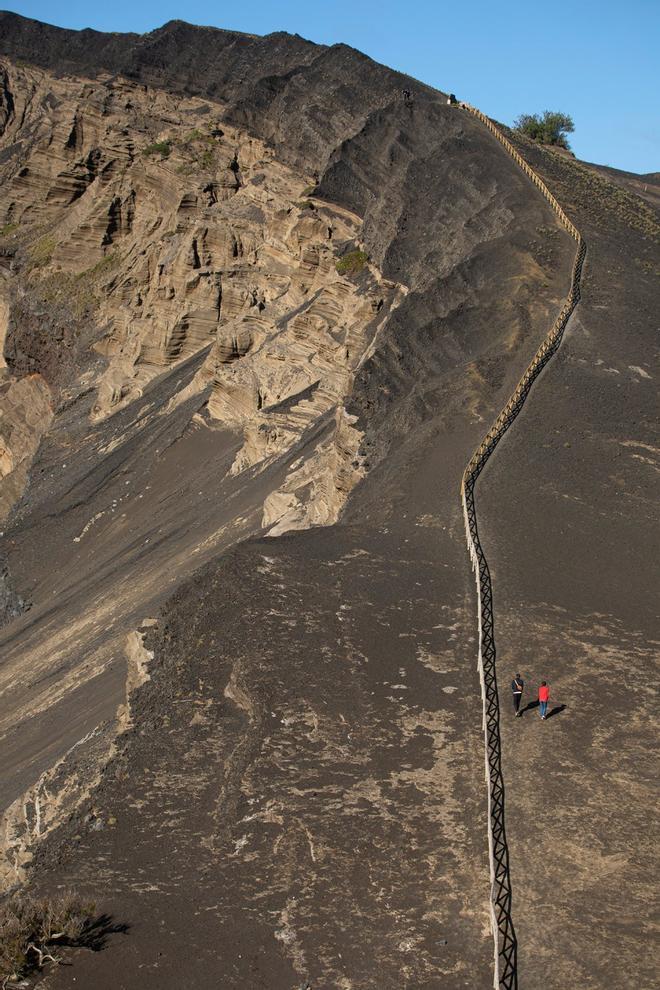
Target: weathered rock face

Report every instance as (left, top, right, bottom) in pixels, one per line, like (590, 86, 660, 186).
(0, 61, 402, 531)
(0, 372, 52, 520)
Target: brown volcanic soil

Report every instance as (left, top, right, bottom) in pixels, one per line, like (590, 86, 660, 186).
(0, 13, 657, 990)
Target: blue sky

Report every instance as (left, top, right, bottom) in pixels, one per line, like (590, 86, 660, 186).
(4, 0, 659, 173)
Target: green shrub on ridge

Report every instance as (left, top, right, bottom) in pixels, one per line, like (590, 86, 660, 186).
(514, 111, 575, 149)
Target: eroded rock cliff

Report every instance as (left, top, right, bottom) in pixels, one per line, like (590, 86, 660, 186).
(0, 61, 404, 535)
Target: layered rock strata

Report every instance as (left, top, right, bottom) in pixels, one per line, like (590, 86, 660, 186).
(0, 60, 402, 531)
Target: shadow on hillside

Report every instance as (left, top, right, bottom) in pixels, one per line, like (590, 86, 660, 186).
(65, 913, 130, 953)
(519, 700, 566, 719)
(520, 700, 566, 719)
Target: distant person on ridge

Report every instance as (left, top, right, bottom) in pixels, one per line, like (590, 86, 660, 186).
(539, 681, 550, 720)
(511, 674, 524, 717)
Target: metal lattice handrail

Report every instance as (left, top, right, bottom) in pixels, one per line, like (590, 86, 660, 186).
(459, 104, 586, 990)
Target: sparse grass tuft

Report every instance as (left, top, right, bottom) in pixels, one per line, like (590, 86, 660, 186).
(198, 149, 215, 169)
(0, 893, 96, 986)
(36, 272, 93, 317)
(79, 252, 121, 281)
(508, 131, 660, 240)
(633, 257, 660, 277)
(0, 223, 19, 238)
(301, 185, 316, 197)
(298, 200, 315, 210)
(336, 249, 369, 276)
(173, 129, 219, 173)
(35, 253, 120, 317)
(181, 129, 215, 147)
(28, 235, 56, 268)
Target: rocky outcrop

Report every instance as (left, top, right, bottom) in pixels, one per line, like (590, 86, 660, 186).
(262, 406, 365, 535)
(0, 13, 425, 176)
(0, 60, 402, 530)
(0, 552, 26, 626)
(0, 619, 157, 888)
(0, 372, 52, 521)
(0, 264, 53, 520)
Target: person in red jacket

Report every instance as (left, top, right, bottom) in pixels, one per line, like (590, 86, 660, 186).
(539, 681, 550, 719)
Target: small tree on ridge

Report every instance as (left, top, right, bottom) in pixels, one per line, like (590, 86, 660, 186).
(514, 111, 575, 149)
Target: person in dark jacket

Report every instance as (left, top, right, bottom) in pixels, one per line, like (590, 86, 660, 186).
(511, 674, 524, 716)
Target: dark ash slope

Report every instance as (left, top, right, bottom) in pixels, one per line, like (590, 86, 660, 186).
(481, 134, 659, 990)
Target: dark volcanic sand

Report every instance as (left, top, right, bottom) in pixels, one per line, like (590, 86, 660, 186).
(0, 347, 316, 811)
(34, 516, 493, 988)
(479, 139, 660, 989)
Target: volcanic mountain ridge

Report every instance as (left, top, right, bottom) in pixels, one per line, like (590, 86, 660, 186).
(0, 12, 658, 990)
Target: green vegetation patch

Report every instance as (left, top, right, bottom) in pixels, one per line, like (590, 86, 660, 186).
(0, 222, 19, 237)
(514, 111, 574, 149)
(198, 148, 216, 169)
(142, 139, 173, 159)
(336, 249, 369, 276)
